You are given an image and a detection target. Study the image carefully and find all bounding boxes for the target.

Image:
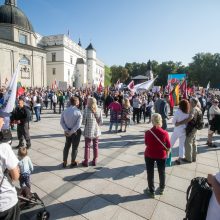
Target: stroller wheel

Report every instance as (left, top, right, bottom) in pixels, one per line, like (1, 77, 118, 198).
(36, 210, 50, 220)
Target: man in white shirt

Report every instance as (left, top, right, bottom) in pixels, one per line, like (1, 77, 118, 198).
(0, 110, 20, 220)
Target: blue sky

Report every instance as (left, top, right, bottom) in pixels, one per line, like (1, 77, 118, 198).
(2, 0, 220, 66)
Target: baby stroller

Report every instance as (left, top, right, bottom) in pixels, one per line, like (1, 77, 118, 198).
(18, 187, 50, 220)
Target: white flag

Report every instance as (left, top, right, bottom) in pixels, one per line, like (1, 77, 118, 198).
(2, 65, 19, 113)
(206, 81, 210, 90)
(135, 77, 157, 91)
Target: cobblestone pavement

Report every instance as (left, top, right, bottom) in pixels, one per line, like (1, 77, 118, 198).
(16, 109, 220, 220)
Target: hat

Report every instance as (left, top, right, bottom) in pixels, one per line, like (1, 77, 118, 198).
(0, 110, 10, 118)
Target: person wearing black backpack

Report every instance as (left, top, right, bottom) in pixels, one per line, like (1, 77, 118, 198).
(206, 172, 220, 220)
(176, 98, 202, 163)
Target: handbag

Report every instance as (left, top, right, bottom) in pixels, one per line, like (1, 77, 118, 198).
(149, 129, 172, 167)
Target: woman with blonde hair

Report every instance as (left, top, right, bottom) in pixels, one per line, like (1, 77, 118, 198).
(82, 97, 103, 167)
(144, 113, 171, 197)
(118, 98, 132, 132)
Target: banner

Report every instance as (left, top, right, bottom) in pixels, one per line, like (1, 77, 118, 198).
(167, 73, 186, 92)
(2, 65, 19, 113)
(58, 81, 67, 91)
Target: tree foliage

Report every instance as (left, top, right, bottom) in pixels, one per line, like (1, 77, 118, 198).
(188, 53, 220, 88)
(109, 52, 220, 88)
(104, 65, 112, 86)
(110, 65, 129, 85)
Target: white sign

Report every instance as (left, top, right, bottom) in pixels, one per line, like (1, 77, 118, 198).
(58, 81, 67, 91)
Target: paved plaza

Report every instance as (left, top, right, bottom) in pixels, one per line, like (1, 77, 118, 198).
(16, 110, 220, 220)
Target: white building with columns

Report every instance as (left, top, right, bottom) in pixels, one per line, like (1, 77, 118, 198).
(0, 0, 105, 88)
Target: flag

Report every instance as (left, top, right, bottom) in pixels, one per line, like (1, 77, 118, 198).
(174, 84, 180, 105)
(97, 81, 103, 93)
(52, 79, 57, 90)
(169, 92, 175, 108)
(206, 81, 210, 90)
(114, 79, 120, 90)
(2, 65, 19, 113)
(104, 86, 109, 98)
(134, 77, 157, 91)
(127, 80, 134, 91)
(17, 82, 25, 97)
(180, 79, 187, 99)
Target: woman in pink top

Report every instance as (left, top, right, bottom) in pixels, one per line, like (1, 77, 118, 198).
(108, 97, 122, 133)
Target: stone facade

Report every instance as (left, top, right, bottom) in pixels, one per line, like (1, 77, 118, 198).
(0, 0, 105, 88)
(41, 34, 105, 88)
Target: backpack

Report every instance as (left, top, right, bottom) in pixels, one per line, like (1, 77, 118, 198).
(184, 177, 212, 220)
(195, 111, 204, 130)
(36, 96, 41, 104)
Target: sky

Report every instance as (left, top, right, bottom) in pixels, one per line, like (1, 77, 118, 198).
(1, 0, 220, 66)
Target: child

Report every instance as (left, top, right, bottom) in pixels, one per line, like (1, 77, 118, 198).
(18, 147, 34, 189)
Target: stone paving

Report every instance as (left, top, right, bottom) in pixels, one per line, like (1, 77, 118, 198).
(13, 109, 220, 220)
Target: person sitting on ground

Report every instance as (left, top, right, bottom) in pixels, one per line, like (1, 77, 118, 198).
(144, 113, 171, 198)
(18, 147, 34, 189)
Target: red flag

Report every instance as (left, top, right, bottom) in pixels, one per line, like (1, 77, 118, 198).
(97, 82, 103, 93)
(127, 80, 134, 91)
(169, 92, 175, 108)
(180, 80, 187, 99)
(16, 82, 25, 97)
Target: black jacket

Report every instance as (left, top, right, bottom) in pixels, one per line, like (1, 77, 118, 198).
(11, 106, 30, 124)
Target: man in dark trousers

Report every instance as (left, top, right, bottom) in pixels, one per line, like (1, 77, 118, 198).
(60, 96, 82, 168)
(159, 94, 169, 130)
(104, 92, 114, 117)
(12, 97, 31, 148)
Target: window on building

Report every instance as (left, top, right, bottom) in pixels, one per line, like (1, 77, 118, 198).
(19, 56, 30, 65)
(19, 34, 27, 44)
(52, 68, 56, 75)
(70, 56, 73, 64)
(52, 53, 56, 62)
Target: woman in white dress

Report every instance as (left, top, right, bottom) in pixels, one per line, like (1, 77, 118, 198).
(170, 99, 190, 164)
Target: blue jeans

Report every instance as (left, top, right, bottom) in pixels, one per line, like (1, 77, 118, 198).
(109, 122, 118, 132)
(34, 106, 41, 121)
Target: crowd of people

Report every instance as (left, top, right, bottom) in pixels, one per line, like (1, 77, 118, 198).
(0, 85, 220, 219)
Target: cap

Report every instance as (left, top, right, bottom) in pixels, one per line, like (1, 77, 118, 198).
(0, 110, 10, 118)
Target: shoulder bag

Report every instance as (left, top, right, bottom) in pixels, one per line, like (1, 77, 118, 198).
(149, 129, 172, 167)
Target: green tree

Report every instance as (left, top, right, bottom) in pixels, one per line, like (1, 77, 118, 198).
(110, 66, 129, 85)
(188, 53, 220, 87)
(104, 65, 112, 86)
